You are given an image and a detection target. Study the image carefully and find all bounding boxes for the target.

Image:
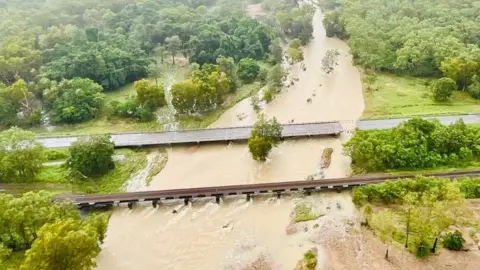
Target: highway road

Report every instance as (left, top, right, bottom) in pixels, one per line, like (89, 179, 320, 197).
(37, 114, 480, 148)
(357, 114, 480, 130)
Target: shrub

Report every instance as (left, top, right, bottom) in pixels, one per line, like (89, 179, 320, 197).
(443, 230, 465, 250)
(415, 241, 431, 259)
(262, 86, 276, 103)
(431, 77, 456, 102)
(237, 58, 260, 83)
(467, 75, 480, 99)
(67, 135, 115, 177)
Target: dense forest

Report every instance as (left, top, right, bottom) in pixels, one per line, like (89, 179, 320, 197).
(322, 0, 480, 98)
(0, 0, 313, 129)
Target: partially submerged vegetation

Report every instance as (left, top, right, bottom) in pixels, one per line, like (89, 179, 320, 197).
(354, 177, 480, 259)
(293, 203, 322, 223)
(295, 249, 318, 270)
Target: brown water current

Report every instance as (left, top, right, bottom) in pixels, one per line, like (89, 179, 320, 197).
(97, 7, 365, 270)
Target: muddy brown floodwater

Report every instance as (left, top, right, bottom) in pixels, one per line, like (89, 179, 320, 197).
(96, 6, 365, 270)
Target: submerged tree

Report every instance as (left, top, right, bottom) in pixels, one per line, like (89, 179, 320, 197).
(248, 114, 282, 161)
(321, 49, 340, 74)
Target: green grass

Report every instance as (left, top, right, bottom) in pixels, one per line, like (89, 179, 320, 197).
(0, 149, 147, 195)
(146, 150, 168, 185)
(293, 203, 322, 223)
(362, 72, 480, 119)
(0, 251, 25, 270)
(178, 81, 263, 129)
(44, 148, 69, 161)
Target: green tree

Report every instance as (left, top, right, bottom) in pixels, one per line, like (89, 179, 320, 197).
(440, 56, 479, 90)
(431, 77, 456, 102)
(165, 35, 182, 65)
(268, 38, 283, 64)
(171, 79, 197, 114)
(0, 127, 45, 183)
(443, 230, 465, 251)
(134, 79, 166, 109)
(267, 65, 286, 88)
(0, 243, 11, 263)
(0, 191, 79, 250)
(67, 135, 115, 177)
(371, 211, 396, 260)
(248, 114, 282, 161)
(237, 58, 260, 84)
(216, 56, 239, 91)
(288, 47, 304, 63)
(467, 75, 480, 99)
(50, 78, 105, 124)
(20, 219, 100, 270)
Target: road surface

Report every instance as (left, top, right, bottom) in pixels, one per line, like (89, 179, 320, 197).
(37, 122, 343, 148)
(37, 114, 480, 148)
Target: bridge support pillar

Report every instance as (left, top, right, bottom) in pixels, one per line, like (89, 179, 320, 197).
(152, 199, 159, 208)
(127, 202, 135, 209)
(184, 198, 190, 206)
(215, 195, 222, 204)
(276, 192, 282, 199)
(246, 193, 251, 201)
(305, 190, 312, 196)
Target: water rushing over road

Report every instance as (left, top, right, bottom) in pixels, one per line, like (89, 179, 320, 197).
(97, 7, 365, 270)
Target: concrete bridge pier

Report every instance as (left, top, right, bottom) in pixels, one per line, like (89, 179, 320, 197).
(127, 202, 135, 209)
(152, 199, 160, 208)
(246, 193, 252, 201)
(183, 197, 190, 206)
(276, 192, 282, 199)
(215, 195, 222, 204)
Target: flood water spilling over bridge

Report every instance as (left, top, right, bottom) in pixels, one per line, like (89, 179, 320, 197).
(60, 169, 480, 208)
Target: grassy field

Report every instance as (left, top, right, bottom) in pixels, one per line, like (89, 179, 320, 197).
(1, 149, 147, 195)
(362, 72, 480, 119)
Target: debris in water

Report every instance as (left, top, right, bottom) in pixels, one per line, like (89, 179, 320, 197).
(172, 209, 178, 214)
(306, 98, 312, 103)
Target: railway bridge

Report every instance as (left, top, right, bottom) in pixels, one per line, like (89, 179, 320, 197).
(60, 170, 480, 208)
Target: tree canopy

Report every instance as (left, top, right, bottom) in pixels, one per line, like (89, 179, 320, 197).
(0, 127, 45, 183)
(67, 135, 115, 177)
(344, 118, 480, 172)
(248, 114, 282, 161)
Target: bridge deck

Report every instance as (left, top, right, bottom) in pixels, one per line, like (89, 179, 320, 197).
(37, 122, 343, 148)
(61, 170, 480, 207)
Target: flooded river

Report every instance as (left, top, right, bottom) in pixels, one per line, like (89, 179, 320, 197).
(97, 7, 365, 270)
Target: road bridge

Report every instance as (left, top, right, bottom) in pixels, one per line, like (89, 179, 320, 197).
(37, 122, 343, 148)
(36, 114, 480, 148)
(60, 170, 480, 208)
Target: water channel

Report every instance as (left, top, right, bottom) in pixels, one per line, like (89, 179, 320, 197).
(96, 6, 365, 270)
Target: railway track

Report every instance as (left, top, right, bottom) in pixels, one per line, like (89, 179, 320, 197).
(60, 169, 480, 208)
